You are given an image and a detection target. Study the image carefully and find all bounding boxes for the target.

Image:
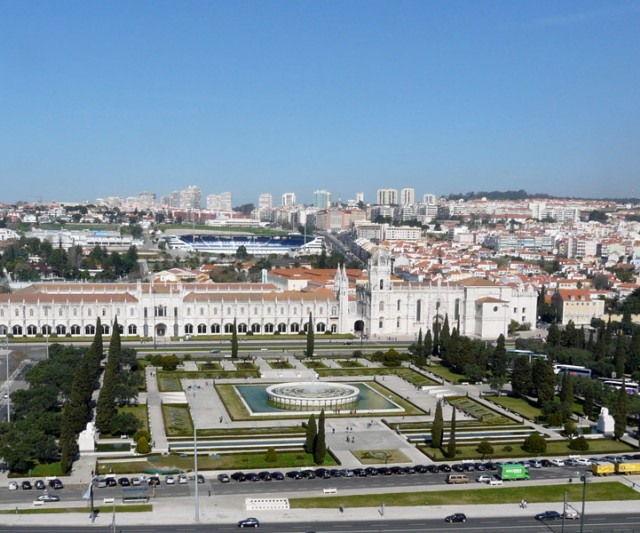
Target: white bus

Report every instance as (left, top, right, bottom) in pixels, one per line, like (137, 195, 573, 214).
(601, 379, 640, 394)
(553, 364, 592, 378)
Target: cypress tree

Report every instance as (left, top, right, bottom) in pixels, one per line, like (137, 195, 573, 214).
(547, 322, 560, 347)
(314, 410, 326, 464)
(583, 382, 595, 420)
(439, 315, 451, 354)
(415, 328, 423, 357)
(447, 408, 457, 458)
(614, 382, 628, 440)
(491, 334, 508, 378)
(629, 328, 640, 373)
(615, 331, 626, 378)
(305, 414, 317, 454)
(306, 313, 315, 357)
(96, 318, 122, 434)
(432, 401, 444, 449)
(432, 321, 440, 356)
(511, 356, 532, 398)
(231, 318, 238, 359)
(424, 329, 433, 358)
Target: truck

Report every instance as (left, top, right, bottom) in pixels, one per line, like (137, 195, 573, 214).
(592, 461, 615, 476)
(497, 464, 530, 481)
(616, 462, 640, 475)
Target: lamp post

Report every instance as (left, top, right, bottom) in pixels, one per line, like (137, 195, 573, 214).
(192, 392, 199, 524)
(579, 471, 591, 533)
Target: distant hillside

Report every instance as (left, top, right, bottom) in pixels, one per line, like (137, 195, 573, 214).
(446, 190, 640, 203)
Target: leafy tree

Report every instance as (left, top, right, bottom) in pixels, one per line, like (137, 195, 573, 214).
(314, 410, 326, 464)
(563, 420, 577, 438)
(110, 412, 142, 436)
(568, 436, 589, 451)
(522, 432, 547, 453)
(476, 439, 494, 457)
(305, 414, 317, 454)
(265, 447, 278, 462)
(532, 358, 556, 407)
(447, 408, 457, 458)
(306, 313, 315, 357)
(511, 357, 532, 398)
(231, 318, 238, 359)
(136, 436, 151, 454)
(432, 401, 444, 449)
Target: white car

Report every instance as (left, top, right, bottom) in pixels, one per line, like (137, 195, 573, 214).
(8, 481, 18, 491)
(550, 459, 565, 467)
(178, 474, 188, 484)
(575, 458, 591, 466)
(165, 475, 175, 485)
(476, 474, 492, 483)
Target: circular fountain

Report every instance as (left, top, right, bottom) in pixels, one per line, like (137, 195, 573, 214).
(266, 381, 359, 410)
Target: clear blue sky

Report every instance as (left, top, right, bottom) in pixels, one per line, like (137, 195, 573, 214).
(1, 1, 639, 205)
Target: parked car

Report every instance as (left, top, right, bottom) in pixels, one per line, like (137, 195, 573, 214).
(451, 464, 465, 473)
(94, 478, 108, 488)
(271, 472, 285, 481)
(536, 511, 562, 521)
(246, 473, 259, 482)
(574, 458, 591, 466)
(474, 462, 486, 471)
(231, 472, 246, 482)
(21, 480, 32, 490)
(8, 481, 18, 491)
(34, 480, 46, 490)
(106, 477, 117, 487)
(476, 474, 492, 483)
(365, 467, 379, 476)
(301, 469, 315, 479)
(528, 460, 542, 468)
(218, 473, 230, 483)
(48, 479, 64, 490)
(37, 492, 60, 502)
(131, 477, 142, 486)
(287, 470, 303, 480)
(353, 468, 368, 477)
(178, 475, 188, 484)
(427, 465, 439, 474)
(118, 477, 130, 487)
(415, 465, 428, 474)
(197, 474, 205, 484)
(540, 459, 553, 468)
(445, 513, 467, 523)
(165, 475, 176, 485)
(148, 476, 161, 486)
(549, 459, 565, 467)
(438, 464, 452, 472)
(238, 517, 260, 528)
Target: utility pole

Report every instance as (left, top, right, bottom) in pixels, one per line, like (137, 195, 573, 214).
(579, 471, 590, 533)
(193, 394, 199, 524)
(4, 341, 10, 423)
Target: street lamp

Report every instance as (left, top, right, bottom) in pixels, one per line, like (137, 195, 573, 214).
(579, 471, 591, 533)
(191, 391, 199, 524)
(2, 338, 10, 423)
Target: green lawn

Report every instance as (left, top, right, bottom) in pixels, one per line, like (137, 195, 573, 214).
(427, 365, 466, 384)
(488, 395, 542, 421)
(420, 437, 635, 461)
(290, 481, 639, 508)
(97, 450, 337, 474)
(161, 404, 193, 436)
(447, 396, 515, 425)
(1, 505, 152, 515)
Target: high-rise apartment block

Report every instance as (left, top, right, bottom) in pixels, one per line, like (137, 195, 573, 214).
(314, 190, 332, 209)
(138, 191, 156, 209)
(258, 193, 273, 210)
(282, 192, 297, 207)
(355, 192, 364, 205)
(206, 192, 232, 212)
(423, 193, 437, 204)
(400, 188, 415, 206)
(376, 189, 398, 205)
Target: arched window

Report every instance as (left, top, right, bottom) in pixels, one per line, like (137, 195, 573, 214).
(0, 325, 7, 335)
(290, 323, 300, 333)
(380, 279, 384, 290)
(184, 324, 193, 334)
(102, 325, 110, 335)
(316, 322, 326, 332)
(379, 319, 383, 329)
(27, 325, 37, 335)
(12, 325, 23, 335)
(277, 323, 287, 333)
(331, 306, 337, 315)
(55, 325, 66, 335)
(397, 299, 401, 311)
(128, 324, 137, 335)
(71, 325, 81, 335)
(379, 302, 384, 312)
(85, 325, 95, 335)
(251, 323, 261, 333)
(331, 324, 337, 333)
(197, 323, 207, 333)
(303, 322, 309, 333)
(224, 323, 234, 334)
(416, 300, 422, 321)
(237, 323, 248, 333)
(42, 325, 52, 335)
(117, 324, 124, 334)
(211, 324, 221, 334)
(264, 323, 274, 333)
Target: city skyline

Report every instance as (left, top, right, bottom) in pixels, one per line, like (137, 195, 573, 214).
(1, 1, 639, 204)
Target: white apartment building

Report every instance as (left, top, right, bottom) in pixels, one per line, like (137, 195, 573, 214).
(423, 194, 437, 204)
(206, 192, 232, 212)
(281, 192, 297, 207)
(376, 189, 398, 206)
(314, 190, 332, 209)
(400, 188, 415, 206)
(180, 186, 202, 210)
(258, 193, 273, 210)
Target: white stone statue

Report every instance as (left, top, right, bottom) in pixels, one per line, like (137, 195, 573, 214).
(78, 422, 96, 453)
(596, 407, 615, 436)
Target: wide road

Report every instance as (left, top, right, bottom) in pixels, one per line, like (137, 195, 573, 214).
(1, 463, 599, 506)
(0, 513, 639, 532)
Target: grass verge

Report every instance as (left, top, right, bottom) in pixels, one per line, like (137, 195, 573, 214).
(290, 482, 639, 508)
(1, 505, 152, 515)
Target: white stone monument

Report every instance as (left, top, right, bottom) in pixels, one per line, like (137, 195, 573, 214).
(596, 407, 615, 436)
(78, 422, 96, 452)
